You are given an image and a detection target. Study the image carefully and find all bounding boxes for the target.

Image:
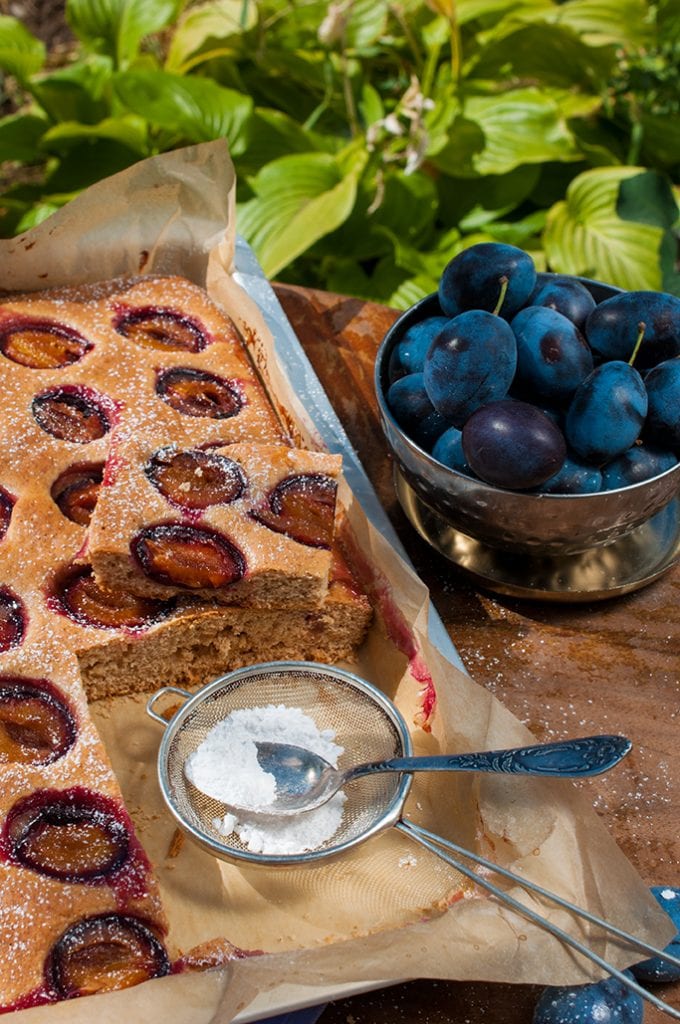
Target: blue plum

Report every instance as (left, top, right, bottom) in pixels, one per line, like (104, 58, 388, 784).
(388, 315, 450, 381)
(431, 426, 474, 476)
(644, 357, 680, 449)
(631, 886, 680, 983)
(438, 242, 537, 319)
(536, 456, 603, 494)
(585, 290, 680, 369)
(565, 362, 648, 465)
(423, 309, 517, 426)
(462, 398, 566, 490)
(511, 306, 594, 404)
(601, 444, 677, 490)
(533, 971, 643, 1024)
(386, 372, 450, 450)
(529, 276, 597, 330)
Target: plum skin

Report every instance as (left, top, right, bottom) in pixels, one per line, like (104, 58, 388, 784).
(511, 305, 593, 404)
(535, 456, 602, 495)
(644, 357, 680, 449)
(631, 886, 680, 983)
(389, 316, 450, 380)
(423, 310, 517, 426)
(565, 362, 647, 466)
(601, 445, 677, 490)
(431, 426, 474, 476)
(462, 399, 567, 490)
(585, 290, 680, 369)
(533, 970, 643, 1024)
(438, 242, 537, 319)
(387, 372, 450, 450)
(528, 276, 596, 330)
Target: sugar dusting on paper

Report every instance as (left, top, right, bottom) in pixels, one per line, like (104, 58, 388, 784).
(184, 704, 346, 855)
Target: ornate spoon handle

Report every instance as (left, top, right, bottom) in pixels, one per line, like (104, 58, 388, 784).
(347, 735, 631, 781)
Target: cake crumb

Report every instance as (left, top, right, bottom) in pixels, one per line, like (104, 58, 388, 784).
(166, 828, 185, 859)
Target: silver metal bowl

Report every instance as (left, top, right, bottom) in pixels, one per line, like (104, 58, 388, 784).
(374, 276, 680, 557)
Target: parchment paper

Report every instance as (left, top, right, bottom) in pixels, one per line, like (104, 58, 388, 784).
(0, 140, 673, 1024)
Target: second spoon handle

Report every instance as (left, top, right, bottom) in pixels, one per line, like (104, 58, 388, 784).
(348, 734, 631, 782)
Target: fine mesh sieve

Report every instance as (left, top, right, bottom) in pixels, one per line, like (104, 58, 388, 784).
(147, 661, 680, 1019)
(146, 661, 413, 866)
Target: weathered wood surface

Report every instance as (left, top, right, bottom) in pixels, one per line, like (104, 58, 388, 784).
(274, 284, 680, 1024)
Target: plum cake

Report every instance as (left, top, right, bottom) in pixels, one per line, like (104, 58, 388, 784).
(87, 439, 343, 608)
(0, 274, 372, 1013)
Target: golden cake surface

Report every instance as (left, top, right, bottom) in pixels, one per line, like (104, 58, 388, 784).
(0, 274, 372, 1012)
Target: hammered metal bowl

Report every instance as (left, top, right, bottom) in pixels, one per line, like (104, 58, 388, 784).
(374, 276, 680, 557)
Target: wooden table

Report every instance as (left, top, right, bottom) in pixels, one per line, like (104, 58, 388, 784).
(274, 285, 680, 1024)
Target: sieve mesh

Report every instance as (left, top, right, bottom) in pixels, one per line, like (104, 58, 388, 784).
(159, 664, 412, 862)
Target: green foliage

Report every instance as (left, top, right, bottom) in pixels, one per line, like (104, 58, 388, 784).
(0, 0, 678, 302)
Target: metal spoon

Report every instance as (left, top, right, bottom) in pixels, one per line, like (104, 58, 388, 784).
(227, 734, 632, 817)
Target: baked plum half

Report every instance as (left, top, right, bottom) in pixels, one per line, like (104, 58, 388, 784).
(3, 788, 130, 882)
(0, 485, 15, 541)
(114, 306, 208, 352)
(0, 586, 26, 652)
(51, 463, 104, 526)
(0, 318, 92, 368)
(0, 677, 76, 765)
(32, 386, 112, 443)
(252, 473, 337, 548)
(144, 447, 246, 510)
(49, 563, 174, 630)
(155, 367, 244, 419)
(131, 523, 246, 589)
(46, 914, 170, 997)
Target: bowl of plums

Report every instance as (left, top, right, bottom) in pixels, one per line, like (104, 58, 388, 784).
(374, 242, 680, 599)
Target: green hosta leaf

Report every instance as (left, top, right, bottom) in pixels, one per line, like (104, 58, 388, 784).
(344, 0, 389, 51)
(113, 69, 253, 152)
(368, 170, 439, 245)
(434, 87, 581, 177)
(468, 209, 548, 246)
(31, 57, 114, 125)
(360, 84, 384, 129)
(0, 16, 45, 82)
(0, 113, 48, 162)
(41, 115, 148, 154)
(325, 257, 433, 310)
(237, 149, 367, 278)
(239, 108, 330, 178)
(543, 166, 671, 290)
(374, 225, 447, 282)
(165, 0, 256, 73)
(316, 166, 438, 263)
(551, 0, 654, 48)
(437, 165, 541, 225)
(15, 201, 62, 233)
(617, 170, 679, 229)
(469, 24, 615, 89)
(638, 113, 680, 174)
(66, 0, 183, 67)
(43, 138, 141, 192)
(456, 0, 551, 25)
(657, 0, 680, 44)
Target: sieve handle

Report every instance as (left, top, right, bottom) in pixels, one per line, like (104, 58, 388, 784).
(146, 686, 194, 726)
(396, 818, 680, 1022)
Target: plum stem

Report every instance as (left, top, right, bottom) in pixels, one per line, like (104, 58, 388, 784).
(492, 276, 509, 316)
(628, 322, 646, 367)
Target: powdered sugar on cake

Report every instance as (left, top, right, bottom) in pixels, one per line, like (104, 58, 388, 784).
(185, 704, 347, 855)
